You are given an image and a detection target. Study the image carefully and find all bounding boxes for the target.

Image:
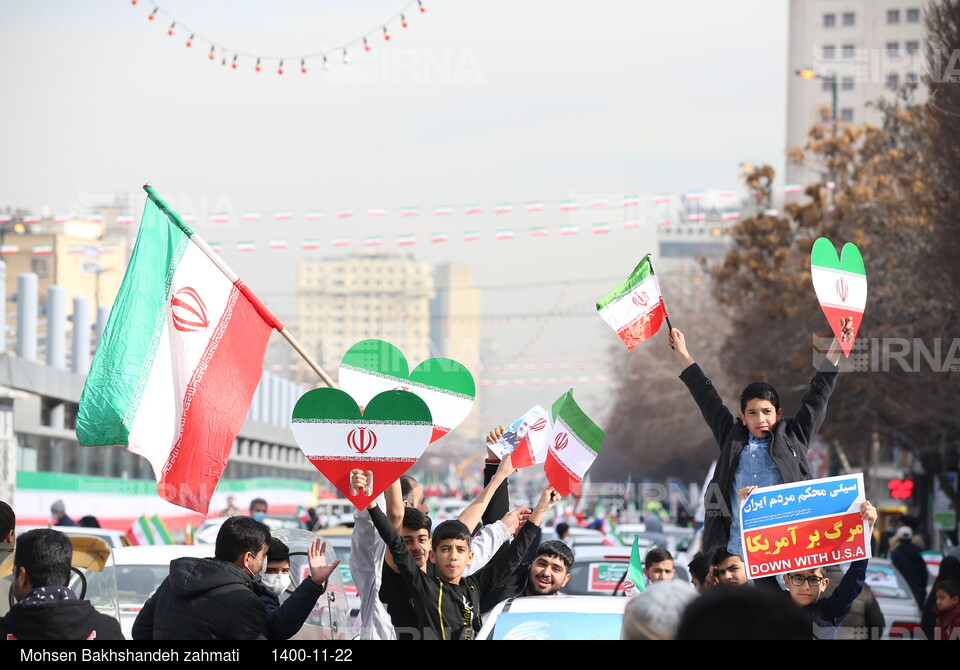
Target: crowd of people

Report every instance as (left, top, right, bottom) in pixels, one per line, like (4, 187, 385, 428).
(1, 323, 958, 640)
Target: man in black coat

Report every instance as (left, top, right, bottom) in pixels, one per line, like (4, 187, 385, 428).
(132, 515, 271, 640)
(0, 529, 123, 640)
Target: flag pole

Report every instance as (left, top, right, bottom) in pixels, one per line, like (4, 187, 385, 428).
(646, 254, 675, 348)
(143, 185, 338, 389)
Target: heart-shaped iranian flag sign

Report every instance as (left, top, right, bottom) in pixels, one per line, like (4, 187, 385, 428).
(810, 238, 867, 357)
(292, 388, 433, 510)
(338, 339, 475, 443)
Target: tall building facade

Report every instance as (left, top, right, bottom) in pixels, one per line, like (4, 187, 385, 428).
(296, 251, 436, 380)
(786, 1, 931, 185)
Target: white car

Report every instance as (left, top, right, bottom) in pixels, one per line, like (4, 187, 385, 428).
(477, 595, 629, 640)
(17, 525, 127, 548)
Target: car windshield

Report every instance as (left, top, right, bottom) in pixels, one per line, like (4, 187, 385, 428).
(490, 611, 623, 640)
(80, 564, 169, 607)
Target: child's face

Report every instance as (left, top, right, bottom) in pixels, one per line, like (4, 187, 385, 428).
(740, 399, 783, 439)
(786, 569, 829, 606)
(429, 538, 474, 583)
(401, 526, 431, 570)
(935, 588, 959, 611)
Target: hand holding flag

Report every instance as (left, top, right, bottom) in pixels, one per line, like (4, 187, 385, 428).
(597, 254, 670, 350)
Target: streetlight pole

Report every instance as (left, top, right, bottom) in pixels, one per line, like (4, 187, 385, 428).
(797, 68, 838, 131)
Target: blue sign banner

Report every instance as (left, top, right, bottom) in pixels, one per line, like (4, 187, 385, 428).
(741, 474, 863, 531)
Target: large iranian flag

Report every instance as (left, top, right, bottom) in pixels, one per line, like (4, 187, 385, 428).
(543, 390, 605, 497)
(77, 186, 282, 514)
(596, 255, 668, 350)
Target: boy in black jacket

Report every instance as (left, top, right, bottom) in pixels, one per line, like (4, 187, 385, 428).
(668, 318, 853, 557)
(367, 483, 562, 640)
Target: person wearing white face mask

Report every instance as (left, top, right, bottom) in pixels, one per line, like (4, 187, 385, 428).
(133, 516, 272, 640)
(259, 537, 340, 640)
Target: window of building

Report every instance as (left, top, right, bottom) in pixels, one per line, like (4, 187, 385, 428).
(840, 108, 854, 122)
(887, 72, 900, 88)
(842, 44, 856, 59)
(31, 257, 49, 278)
(907, 8, 921, 22)
(822, 79, 834, 92)
(907, 72, 919, 85)
(886, 41, 900, 56)
(841, 76, 855, 90)
(906, 40, 920, 55)
(842, 12, 855, 26)
(824, 13, 836, 27)
(822, 44, 836, 60)
(887, 9, 900, 24)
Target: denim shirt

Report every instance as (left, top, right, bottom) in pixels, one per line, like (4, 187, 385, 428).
(727, 435, 783, 556)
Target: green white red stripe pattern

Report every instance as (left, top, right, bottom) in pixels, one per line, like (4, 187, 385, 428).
(810, 238, 867, 357)
(596, 254, 668, 350)
(126, 514, 174, 546)
(76, 186, 281, 514)
(544, 390, 605, 497)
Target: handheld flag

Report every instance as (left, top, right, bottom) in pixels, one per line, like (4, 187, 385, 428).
(125, 514, 174, 546)
(489, 405, 551, 468)
(627, 535, 647, 593)
(810, 238, 867, 357)
(77, 186, 283, 514)
(543, 390, 605, 497)
(597, 254, 669, 350)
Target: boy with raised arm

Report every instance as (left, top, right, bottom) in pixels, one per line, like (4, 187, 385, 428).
(668, 317, 854, 557)
(365, 479, 562, 640)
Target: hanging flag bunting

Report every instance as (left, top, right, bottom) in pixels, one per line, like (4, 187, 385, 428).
(400, 207, 419, 217)
(337, 210, 354, 219)
(529, 227, 549, 237)
(0, 245, 19, 255)
(624, 220, 642, 228)
(686, 191, 706, 202)
(810, 238, 867, 357)
(559, 200, 578, 212)
(85, 214, 104, 223)
(544, 389, 605, 498)
(291, 388, 434, 511)
(67, 245, 84, 254)
(33, 245, 53, 255)
(210, 214, 230, 224)
(269, 240, 288, 250)
(525, 201, 545, 212)
(305, 211, 324, 220)
(591, 223, 611, 234)
(560, 225, 579, 235)
(494, 204, 514, 214)
(688, 213, 706, 222)
(596, 254, 669, 351)
(116, 215, 136, 225)
(241, 212, 261, 221)
(434, 206, 454, 216)
(236, 241, 256, 252)
(301, 239, 321, 250)
(182, 215, 197, 224)
(622, 196, 641, 207)
(331, 237, 350, 247)
(364, 236, 384, 247)
(465, 205, 484, 215)
(398, 234, 417, 247)
(367, 208, 387, 217)
(431, 232, 449, 243)
(590, 198, 609, 208)
(495, 229, 515, 240)
(719, 189, 738, 199)
(784, 184, 803, 194)
(721, 211, 741, 221)
(338, 339, 476, 443)
(209, 242, 222, 253)
(77, 185, 283, 514)
(100, 244, 119, 254)
(652, 195, 671, 204)
(274, 212, 293, 221)
(463, 231, 482, 242)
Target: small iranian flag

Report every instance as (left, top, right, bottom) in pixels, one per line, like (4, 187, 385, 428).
(591, 223, 611, 234)
(529, 227, 549, 237)
(331, 237, 350, 247)
(125, 514, 174, 546)
(784, 183, 803, 194)
(365, 236, 384, 247)
(301, 239, 321, 250)
(400, 207, 419, 217)
(55, 214, 72, 223)
(367, 208, 387, 217)
(434, 206, 454, 216)
(544, 390, 605, 497)
(269, 240, 288, 250)
(184, 521, 195, 545)
(597, 254, 669, 350)
(305, 211, 324, 220)
(337, 210, 354, 219)
(559, 200, 577, 211)
(209, 242, 222, 254)
(495, 229, 515, 240)
(463, 231, 482, 242)
(116, 215, 136, 225)
(77, 186, 282, 514)
(719, 189, 738, 199)
(80, 214, 99, 223)
(236, 241, 256, 252)
(652, 195, 671, 204)
(100, 244, 119, 254)
(183, 215, 197, 224)
(721, 211, 741, 221)
(495, 204, 514, 214)
(241, 212, 261, 221)
(398, 234, 417, 247)
(210, 214, 230, 224)
(656, 217, 673, 226)
(622, 196, 641, 207)
(624, 219, 642, 229)
(688, 213, 706, 222)
(590, 197, 609, 208)
(502, 406, 550, 468)
(297, 505, 310, 523)
(525, 201, 545, 212)
(1, 245, 19, 254)
(560, 225, 579, 235)
(431, 232, 449, 243)
(626, 535, 647, 593)
(274, 212, 293, 221)
(686, 191, 706, 202)
(33, 245, 53, 255)
(465, 205, 484, 215)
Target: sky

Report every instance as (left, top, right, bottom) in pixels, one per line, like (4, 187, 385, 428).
(0, 0, 790, 426)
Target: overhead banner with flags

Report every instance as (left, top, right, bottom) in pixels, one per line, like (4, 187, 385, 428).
(77, 185, 284, 514)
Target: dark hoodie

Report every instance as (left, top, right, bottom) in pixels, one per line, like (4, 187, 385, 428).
(0, 585, 124, 640)
(131, 556, 266, 640)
